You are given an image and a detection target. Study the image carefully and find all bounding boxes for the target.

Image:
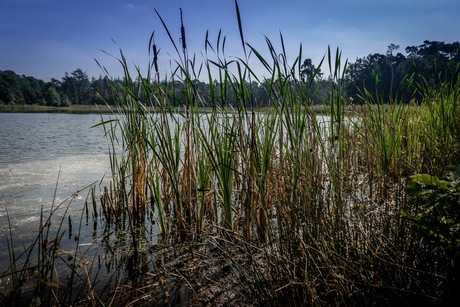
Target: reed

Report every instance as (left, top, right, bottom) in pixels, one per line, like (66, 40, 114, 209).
(0, 178, 114, 305)
(417, 73, 460, 175)
(90, 2, 460, 304)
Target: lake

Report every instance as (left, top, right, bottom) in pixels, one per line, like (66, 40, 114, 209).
(0, 113, 112, 270)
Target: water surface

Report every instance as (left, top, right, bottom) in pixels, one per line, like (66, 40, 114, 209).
(0, 113, 111, 268)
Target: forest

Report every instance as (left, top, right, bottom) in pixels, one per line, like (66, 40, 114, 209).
(0, 40, 459, 107)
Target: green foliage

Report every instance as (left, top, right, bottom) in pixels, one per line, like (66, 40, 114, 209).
(61, 69, 92, 104)
(44, 86, 61, 106)
(345, 40, 460, 104)
(404, 168, 460, 245)
(92, 4, 460, 304)
(0, 70, 26, 104)
(2, 39, 459, 108)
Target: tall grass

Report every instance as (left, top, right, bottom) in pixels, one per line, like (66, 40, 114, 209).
(0, 176, 113, 305)
(91, 1, 460, 304)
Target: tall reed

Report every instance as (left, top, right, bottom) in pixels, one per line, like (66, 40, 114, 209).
(87, 1, 460, 305)
(0, 179, 114, 305)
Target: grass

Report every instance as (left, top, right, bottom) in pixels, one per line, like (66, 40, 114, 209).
(2, 1, 460, 305)
(0, 104, 116, 114)
(0, 173, 109, 305)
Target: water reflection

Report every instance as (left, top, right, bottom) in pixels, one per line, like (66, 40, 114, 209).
(0, 113, 112, 268)
(0, 113, 110, 163)
(0, 113, 164, 302)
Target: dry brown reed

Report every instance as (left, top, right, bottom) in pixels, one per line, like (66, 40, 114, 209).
(91, 3, 460, 303)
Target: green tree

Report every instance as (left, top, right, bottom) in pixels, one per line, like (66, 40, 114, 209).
(0, 70, 24, 104)
(45, 86, 61, 106)
(345, 51, 406, 103)
(387, 44, 399, 99)
(91, 76, 114, 104)
(61, 68, 92, 104)
(300, 59, 322, 83)
(410, 41, 460, 86)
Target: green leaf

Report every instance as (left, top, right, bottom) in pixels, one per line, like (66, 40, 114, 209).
(410, 174, 439, 187)
(406, 180, 423, 197)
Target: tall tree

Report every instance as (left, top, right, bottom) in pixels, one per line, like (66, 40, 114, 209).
(0, 70, 24, 104)
(300, 59, 322, 83)
(61, 69, 92, 104)
(45, 86, 61, 106)
(387, 44, 399, 100)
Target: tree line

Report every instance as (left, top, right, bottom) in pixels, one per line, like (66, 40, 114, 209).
(0, 68, 113, 107)
(1, 40, 458, 107)
(345, 40, 460, 103)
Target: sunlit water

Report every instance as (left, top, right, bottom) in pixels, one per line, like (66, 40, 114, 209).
(0, 112, 336, 274)
(0, 113, 113, 270)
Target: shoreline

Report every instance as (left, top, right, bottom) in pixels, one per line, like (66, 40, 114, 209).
(0, 104, 119, 114)
(0, 103, 345, 115)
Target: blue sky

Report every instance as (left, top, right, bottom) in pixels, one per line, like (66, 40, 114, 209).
(1, 0, 459, 81)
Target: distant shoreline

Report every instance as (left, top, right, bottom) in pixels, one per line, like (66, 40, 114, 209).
(0, 104, 119, 114)
(0, 104, 343, 115)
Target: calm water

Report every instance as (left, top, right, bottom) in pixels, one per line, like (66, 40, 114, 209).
(0, 113, 110, 163)
(0, 113, 112, 268)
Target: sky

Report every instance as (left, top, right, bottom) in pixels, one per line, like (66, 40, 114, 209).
(1, 0, 459, 82)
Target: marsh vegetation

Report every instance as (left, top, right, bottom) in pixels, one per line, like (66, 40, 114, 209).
(2, 2, 460, 306)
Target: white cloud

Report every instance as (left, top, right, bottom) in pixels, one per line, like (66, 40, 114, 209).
(124, 3, 149, 11)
